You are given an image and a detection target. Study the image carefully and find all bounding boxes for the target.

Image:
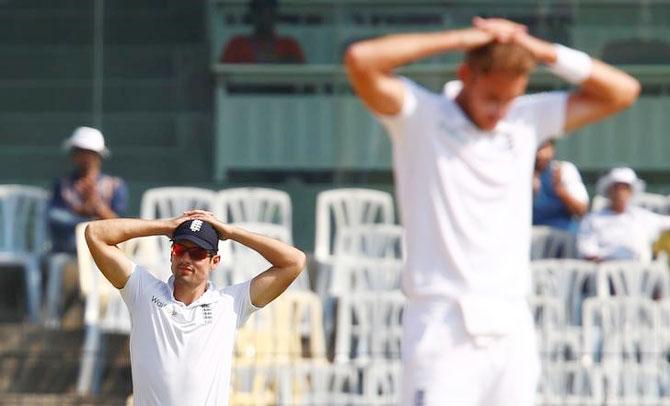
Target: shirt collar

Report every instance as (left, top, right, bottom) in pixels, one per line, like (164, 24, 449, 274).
(441, 80, 509, 135)
(167, 275, 219, 307)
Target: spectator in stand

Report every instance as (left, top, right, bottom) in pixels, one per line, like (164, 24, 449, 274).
(532, 139, 589, 233)
(48, 127, 128, 254)
(577, 167, 670, 262)
(221, 0, 305, 64)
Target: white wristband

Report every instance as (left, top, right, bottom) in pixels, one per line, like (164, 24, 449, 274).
(547, 44, 593, 84)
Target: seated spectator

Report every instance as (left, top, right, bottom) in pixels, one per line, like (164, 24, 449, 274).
(533, 139, 589, 233)
(577, 167, 670, 262)
(220, 0, 305, 64)
(48, 127, 128, 254)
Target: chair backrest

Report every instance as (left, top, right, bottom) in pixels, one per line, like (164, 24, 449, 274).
(531, 226, 577, 260)
(0, 185, 48, 255)
(596, 260, 670, 301)
(334, 291, 405, 364)
(581, 296, 657, 365)
(214, 187, 292, 233)
(138, 187, 216, 274)
(140, 187, 216, 219)
(531, 259, 599, 325)
(274, 290, 327, 361)
(235, 290, 325, 363)
(528, 295, 565, 333)
(330, 256, 403, 294)
(215, 222, 307, 289)
(334, 224, 404, 260)
(314, 188, 395, 264)
(596, 260, 647, 298)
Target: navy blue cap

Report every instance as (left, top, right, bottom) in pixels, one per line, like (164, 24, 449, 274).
(172, 220, 220, 252)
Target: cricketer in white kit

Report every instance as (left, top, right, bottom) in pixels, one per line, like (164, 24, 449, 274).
(84, 211, 306, 405)
(345, 16, 640, 406)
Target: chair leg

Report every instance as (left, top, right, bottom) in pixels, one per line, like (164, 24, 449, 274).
(44, 253, 73, 328)
(77, 324, 102, 396)
(24, 257, 42, 323)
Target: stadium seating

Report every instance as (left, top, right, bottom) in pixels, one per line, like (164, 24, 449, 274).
(214, 187, 292, 233)
(313, 188, 395, 296)
(531, 226, 578, 260)
(0, 185, 48, 322)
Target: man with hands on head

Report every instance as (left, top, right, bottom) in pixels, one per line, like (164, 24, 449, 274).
(346, 16, 639, 406)
(84, 210, 306, 406)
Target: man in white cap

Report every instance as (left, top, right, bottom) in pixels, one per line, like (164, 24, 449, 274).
(578, 167, 670, 263)
(48, 126, 128, 253)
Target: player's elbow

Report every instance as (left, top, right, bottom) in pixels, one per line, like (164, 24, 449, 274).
(612, 76, 641, 111)
(84, 222, 99, 247)
(287, 250, 307, 279)
(345, 42, 374, 76)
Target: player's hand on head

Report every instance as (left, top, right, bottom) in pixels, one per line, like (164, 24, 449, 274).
(164, 212, 200, 235)
(472, 17, 527, 44)
(181, 210, 233, 240)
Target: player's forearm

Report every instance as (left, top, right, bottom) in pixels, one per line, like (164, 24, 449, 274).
(575, 60, 640, 110)
(345, 28, 492, 74)
(226, 225, 306, 273)
(86, 218, 172, 246)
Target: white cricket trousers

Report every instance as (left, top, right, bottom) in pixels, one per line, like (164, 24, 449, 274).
(400, 298, 540, 406)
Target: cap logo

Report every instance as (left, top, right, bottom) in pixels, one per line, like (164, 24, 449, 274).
(190, 220, 203, 232)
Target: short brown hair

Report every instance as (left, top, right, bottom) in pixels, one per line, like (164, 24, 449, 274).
(465, 42, 536, 76)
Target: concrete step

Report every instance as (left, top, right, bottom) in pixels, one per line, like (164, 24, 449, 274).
(0, 323, 131, 399)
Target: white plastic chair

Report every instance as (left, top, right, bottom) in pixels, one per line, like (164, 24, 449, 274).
(595, 260, 670, 300)
(538, 362, 603, 406)
(314, 189, 395, 296)
(214, 187, 292, 233)
(138, 187, 216, 280)
(362, 360, 402, 406)
(333, 291, 405, 365)
(581, 297, 658, 368)
(0, 185, 48, 322)
(215, 222, 309, 290)
(531, 259, 599, 325)
(531, 225, 577, 260)
(326, 224, 404, 295)
(75, 222, 139, 395)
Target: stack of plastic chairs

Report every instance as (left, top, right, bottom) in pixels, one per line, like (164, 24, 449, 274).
(313, 188, 395, 297)
(531, 225, 578, 260)
(530, 257, 670, 405)
(230, 290, 333, 405)
(330, 224, 404, 294)
(215, 187, 292, 233)
(214, 187, 309, 290)
(332, 291, 405, 405)
(580, 296, 669, 404)
(0, 185, 48, 322)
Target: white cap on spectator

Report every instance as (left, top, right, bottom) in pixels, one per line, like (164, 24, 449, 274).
(596, 167, 645, 197)
(63, 126, 110, 157)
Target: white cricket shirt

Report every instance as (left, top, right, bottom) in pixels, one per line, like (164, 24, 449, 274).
(577, 206, 670, 262)
(378, 78, 567, 315)
(120, 265, 258, 406)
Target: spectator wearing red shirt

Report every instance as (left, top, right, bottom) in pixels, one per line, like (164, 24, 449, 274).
(221, 0, 305, 64)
